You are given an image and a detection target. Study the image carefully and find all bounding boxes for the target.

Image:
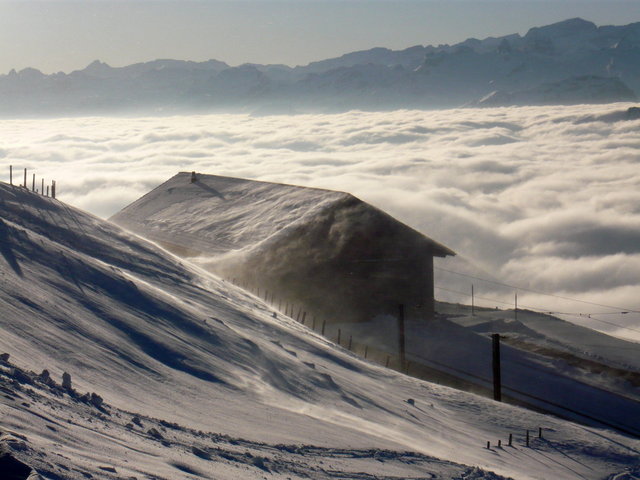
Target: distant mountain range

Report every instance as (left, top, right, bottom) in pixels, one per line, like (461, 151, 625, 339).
(1, 17, 639, 116)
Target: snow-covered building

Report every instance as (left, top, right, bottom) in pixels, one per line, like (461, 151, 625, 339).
(111, 172, 454, 324)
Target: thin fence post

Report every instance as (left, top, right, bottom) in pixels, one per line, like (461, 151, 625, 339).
(347, 335, 352, 350)
(9, 165, 12, 185)
(526, 430, 530, 447)
(312, 317, 316, 330)
(52, 180, 56, 198)
(32, 173, 35, 192)
(508, 433, 513, 446)
(364, 345, 368, 359)
(538, 427, 542, 439)
(515, 291, 518, 321)
(46, 185, 49, 197)
(337, 328, 341, 345)
(301, 312, 307, 325)
(23, 168, 27, 188)
(41, 178, 44, 195)
(385, 355, 390, 368)
(321, 320, 326, 336)
(296, 307, 302, 322)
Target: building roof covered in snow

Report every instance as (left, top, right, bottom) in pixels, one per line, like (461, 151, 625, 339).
(110, 172, 455, 258)
(111, 172, 454, 324)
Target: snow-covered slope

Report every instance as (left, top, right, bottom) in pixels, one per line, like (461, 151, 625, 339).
(1, 181, 640, 479)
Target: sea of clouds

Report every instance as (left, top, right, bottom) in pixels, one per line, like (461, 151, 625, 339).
(1, 104, 639, 340)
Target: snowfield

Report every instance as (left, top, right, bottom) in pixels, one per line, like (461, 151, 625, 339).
(1, 178, 640, 479)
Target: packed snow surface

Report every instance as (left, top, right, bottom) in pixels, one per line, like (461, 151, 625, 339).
(1, 179, 640, 478)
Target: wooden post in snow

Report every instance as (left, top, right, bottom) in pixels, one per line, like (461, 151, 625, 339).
(492, 333, 502, 402)
(23, 168, 26, 188)
(347, 335, 352, 350)
(51, 180, 56, 199)
(32, 173, 35, 192)
(41, 178, 44, 195)
(9, 165, 12, 185)
(321, 320, 326, 336)
(515, 292, 518, 321)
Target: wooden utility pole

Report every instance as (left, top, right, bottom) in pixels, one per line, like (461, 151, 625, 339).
(398, 304, 406, 370)
(492, 333, 502, 401)
(471, 284, 475, 316)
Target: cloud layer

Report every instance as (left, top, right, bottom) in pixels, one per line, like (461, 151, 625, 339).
(1, 104, 639, 340)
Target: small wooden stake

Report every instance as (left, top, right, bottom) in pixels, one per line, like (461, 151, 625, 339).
(385, 355, 390, 368)
(498, 440, 502, 448)
(538, 427, 542, 439)
(337, 328, 341, 345)
(321, 320, 326, 336)
(526, 430, 530, 447)
(364, 345, 368, 359)
(487, 441, 490, 449)
(347, 335, 352, 350)
(508, 433, 513, 446)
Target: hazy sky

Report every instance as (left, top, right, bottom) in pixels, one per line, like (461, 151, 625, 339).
(1, 0, 640, 74)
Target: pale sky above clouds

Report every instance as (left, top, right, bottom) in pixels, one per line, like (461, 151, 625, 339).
(1, 103, 639, 340)
(1, 0, 640, 74)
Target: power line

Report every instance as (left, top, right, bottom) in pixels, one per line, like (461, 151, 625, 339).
(435, 266, 640, 314)
(434, 286, 640, 336)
